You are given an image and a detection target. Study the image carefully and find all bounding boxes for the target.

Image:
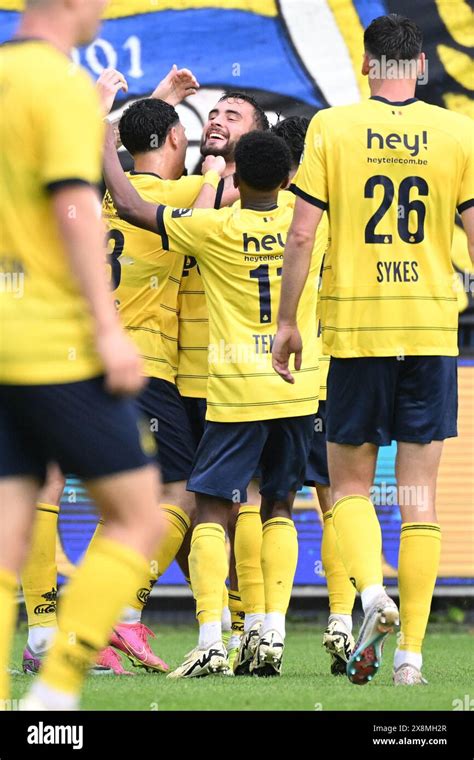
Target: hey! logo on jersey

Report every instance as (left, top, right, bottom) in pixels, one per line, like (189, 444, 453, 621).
(367, 128, 428, 157)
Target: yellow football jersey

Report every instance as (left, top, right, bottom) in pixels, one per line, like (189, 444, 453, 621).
(157, 200, 326, 423)
(176, 255, 209, 398)
(102, 173, 205, 382)
(0, 40, 104, 384)
(316, 325, 330, 402)
(176, 190, 330, 401)
(292, 97, 474, 358)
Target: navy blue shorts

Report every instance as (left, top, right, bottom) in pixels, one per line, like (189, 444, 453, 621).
(0, 377, 155, 482)
(137, 379, 198, 483)
(304, 401, 330, 486)
(181, 395, 207, 448)
(326, 357, 458, 446)
(187, 415, 315, 502)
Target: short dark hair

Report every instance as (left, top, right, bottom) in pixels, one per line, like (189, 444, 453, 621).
(235, 131, 291, 192)
(119, 98, 179, 156)
(271, 116, 310, 167)
(218, 91, 270, 131)
(364, 14, 423, 61)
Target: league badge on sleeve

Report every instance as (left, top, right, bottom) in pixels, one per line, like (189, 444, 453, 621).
(171, 208, 194, 218)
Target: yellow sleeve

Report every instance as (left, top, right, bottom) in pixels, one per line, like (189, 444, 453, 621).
(457, 123, 474, 213)
(149, 175, 205, 207)
(156, 205, 212, 258)
(38, 68, 104, 190)
(290, 112, 328, 210)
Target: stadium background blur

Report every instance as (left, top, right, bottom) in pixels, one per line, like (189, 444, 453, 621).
(1, 0, 472, 594)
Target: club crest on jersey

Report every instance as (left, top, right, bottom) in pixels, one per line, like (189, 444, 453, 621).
(171, 208, 193, 218)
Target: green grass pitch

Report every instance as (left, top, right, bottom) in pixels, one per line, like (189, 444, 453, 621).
(10, 622, 473, 711)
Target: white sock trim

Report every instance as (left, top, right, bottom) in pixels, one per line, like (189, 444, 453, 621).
(328, 613, 353, 633)
(198, 621, 222, 649)
(394, 648, 422, 670)
(361, 584, 385, 613)
(27, 626, 57, 653)
(261, 612, 286, 639)
(244, 613, 265, 633)
(119, 607, 142, 625)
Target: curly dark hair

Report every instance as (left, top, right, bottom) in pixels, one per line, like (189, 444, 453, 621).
(235, 131, 291, 192)
(271, 116, 310, 167)
(119, 98, 179, 156)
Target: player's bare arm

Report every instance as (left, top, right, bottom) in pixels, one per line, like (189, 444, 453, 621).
(194, 155, 227, 208)
(272, 196, 323, 383)
(52, 185, 144, 396)
(106, 65, 198, 139)
(103, 122, 160, 231)
(461, 206, 474, 264)
(217, 173, 241, 208)
(96, 68, 128, 117)
(151, 64, 200, 105)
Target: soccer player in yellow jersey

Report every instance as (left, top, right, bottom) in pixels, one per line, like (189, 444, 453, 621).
(0, 0, 165, 710)
(232, 116, 353, 677)
(273, 13, 474, 686)
(103, 130, 323, 677)
(271, 116, 357, 677)
(176, 93, 271, 652)
(19, 71, 206, 677)
(97, 97, 224, 671)
(177, 92, 270, 412)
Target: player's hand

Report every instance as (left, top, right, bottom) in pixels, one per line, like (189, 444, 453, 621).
(201, 155, 226, 176)
(96, 68, 128, 116)
(152, 64, 199, 105)
(96, 325, 145, 396)
(272, 324, 303, 384)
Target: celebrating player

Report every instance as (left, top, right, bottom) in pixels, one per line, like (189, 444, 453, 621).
(0, 0, 165, 710)
(176, 92, 271, 656)
(102, 129, 324, 677)
(273, 13, 474, 686)
(93, 97, 225, 672)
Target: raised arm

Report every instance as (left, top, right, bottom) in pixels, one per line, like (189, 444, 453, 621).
(151, 64, 199, 105)
(102, 122, 160, 232)
(272, 197, 323, 383)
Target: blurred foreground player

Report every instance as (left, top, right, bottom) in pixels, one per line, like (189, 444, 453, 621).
(273, 14, 474, 686)
(0, 0, 164, 710)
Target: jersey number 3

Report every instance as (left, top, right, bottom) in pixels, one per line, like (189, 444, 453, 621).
(106, 229, 125, 290)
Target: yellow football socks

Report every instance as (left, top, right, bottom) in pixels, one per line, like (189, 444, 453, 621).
(398, 523, 441, 653)
(228, 589, 245, 635)
(322, 510, 356, 615)
(90, 505, 191, 615)
(332, 496, 383, 592)
(235, 505, 265, 614)
(261, 517, 298, 614)
(0, 569, 18, 704)
(21, 503, 58, 629)
(189, 523, 227, 624)
(156, 505, 191, 579)
(39, 536, 150, 696)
